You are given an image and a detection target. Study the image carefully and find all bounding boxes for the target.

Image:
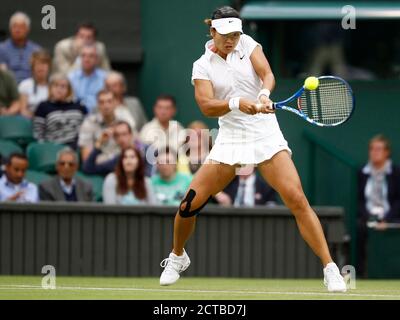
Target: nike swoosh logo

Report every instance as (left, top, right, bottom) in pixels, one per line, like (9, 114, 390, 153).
(240, 55, 245, 60)
(229, 20, 233, 23)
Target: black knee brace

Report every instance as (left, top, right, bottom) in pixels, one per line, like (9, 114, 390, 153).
(178, 189, 211, 218)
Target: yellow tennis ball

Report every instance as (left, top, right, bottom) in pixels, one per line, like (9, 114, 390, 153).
(304, 76, 319, 90)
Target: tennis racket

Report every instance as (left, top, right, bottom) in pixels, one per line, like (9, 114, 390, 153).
(258, 76, 355, 127)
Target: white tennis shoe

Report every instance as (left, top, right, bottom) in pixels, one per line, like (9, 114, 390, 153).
(160, 249, 191, 286)
(323, 262, 347, 292)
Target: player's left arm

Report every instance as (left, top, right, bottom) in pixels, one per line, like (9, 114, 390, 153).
(251, 46, 275, 92)
(250, 46, 275, 113)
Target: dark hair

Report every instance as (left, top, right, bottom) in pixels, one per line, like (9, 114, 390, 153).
(76, 22, 97, 37)
(115, 146, 147, 199)
(7, 153, 28, 165)
(155, 94, 176, 107)
(156, 145, 178, 161)
(205, 6, 240, 26)
(114, 120, 132, 134)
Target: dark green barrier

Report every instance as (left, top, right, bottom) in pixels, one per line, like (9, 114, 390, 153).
(367, 228, 400, 279)
(0, 202, 345, 278)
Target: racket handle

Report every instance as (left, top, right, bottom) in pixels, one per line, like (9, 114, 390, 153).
(255, 103, 276, 110)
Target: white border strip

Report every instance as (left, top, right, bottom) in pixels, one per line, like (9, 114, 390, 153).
(0, 285, 399, 299)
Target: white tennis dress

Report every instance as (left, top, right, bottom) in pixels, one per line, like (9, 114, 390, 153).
(191, 34, 291, 165)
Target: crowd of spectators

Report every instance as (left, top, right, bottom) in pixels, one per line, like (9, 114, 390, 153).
(0, 11, 278, 208)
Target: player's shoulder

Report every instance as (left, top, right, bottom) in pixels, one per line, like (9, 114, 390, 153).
(192, 54, 211, 78)
(193, 54, 209, 68)
(239, 34, 258, 47)
(238, 34, 261, 56)
(240, 33, 255, 42)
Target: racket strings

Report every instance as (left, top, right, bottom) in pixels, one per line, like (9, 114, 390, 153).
(299, 78, 353, 125)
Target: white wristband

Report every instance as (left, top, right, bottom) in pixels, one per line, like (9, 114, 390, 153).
(228, 97, 241, 111)
(257, 88, 271, 101)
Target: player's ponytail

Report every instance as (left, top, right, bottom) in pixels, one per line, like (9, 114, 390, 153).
(204, 18, 212, 26)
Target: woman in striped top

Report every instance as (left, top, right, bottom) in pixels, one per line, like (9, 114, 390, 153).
(33, 74, 87, 149)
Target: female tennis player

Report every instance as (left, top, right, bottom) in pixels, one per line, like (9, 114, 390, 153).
(160, 6, 346, 292)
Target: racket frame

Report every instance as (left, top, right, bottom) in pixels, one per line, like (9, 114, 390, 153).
(272, 76, 355, 127)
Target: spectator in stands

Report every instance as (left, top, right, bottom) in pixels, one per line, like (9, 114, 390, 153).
(39, 147, 93, 202)
(0, 12, 41, 83)
(105, 71, 148, 131)
(82, 120, 143, 176)
(68, 44, 107, 113)
(103, 82, 137, 134)
(18, 50, 51, 118)
(357, 134, 400, 276)
(103, 146, 155, 205)
(78, 89, 135, 164)
(305, 22, 347, 78)
(33, 74, 87, 149)
(0, 153, 38, 203)
(139, 95, 186, 152)
(222, 165, 277, 207)
(53, 22, 110, 75)
(183, 120, 211, 174)
(0, 68, 20, 115)
(151, 147, 192, 205)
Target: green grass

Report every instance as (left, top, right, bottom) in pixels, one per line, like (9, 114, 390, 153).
(0, 276, 399, 300)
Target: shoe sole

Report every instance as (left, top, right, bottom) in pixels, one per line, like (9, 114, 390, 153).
(328, 289, 347, 293)
(160, 273, 180, 286)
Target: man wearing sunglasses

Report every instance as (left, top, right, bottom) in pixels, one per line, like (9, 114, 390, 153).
(39, 147, 93, 202)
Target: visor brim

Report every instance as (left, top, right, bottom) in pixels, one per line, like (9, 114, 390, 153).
(214, 26, 243, 35)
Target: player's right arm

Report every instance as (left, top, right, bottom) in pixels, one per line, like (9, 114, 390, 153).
(194, 79, 259, 117)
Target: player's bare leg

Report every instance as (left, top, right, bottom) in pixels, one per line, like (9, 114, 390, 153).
(258, 150, 346, 292)
(258, 150, 331, 264)
(160, 161, 236, 285)
(173, 161, 236, 253)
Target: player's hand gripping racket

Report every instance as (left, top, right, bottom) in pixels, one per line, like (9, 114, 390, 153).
(258, 76, 355, 127)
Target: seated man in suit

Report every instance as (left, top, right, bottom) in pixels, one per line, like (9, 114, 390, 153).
(222, 165, 277, 207)
(39, 147, 93, 202)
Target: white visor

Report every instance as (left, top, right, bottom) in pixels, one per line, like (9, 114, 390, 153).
(211, 18, 243, 35)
